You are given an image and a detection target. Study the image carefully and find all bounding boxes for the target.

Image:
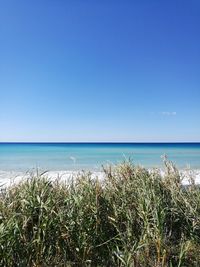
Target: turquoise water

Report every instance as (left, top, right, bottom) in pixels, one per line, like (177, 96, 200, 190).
(0, 143, 200, 171)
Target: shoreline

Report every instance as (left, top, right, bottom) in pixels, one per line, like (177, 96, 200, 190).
(1, 168, 200, 187)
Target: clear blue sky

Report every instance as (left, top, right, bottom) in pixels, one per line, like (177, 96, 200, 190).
(0, 0, 200, 142)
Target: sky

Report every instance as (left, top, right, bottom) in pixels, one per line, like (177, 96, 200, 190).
(0, 0, 200, 142)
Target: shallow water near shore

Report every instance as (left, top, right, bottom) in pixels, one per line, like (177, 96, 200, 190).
(0, 143, 200, 172)
(0, 143, 200, 186)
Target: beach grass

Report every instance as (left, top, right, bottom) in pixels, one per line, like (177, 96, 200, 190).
(0, 160, 200, 266)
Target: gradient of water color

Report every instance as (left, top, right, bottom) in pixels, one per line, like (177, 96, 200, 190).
(0, 143, 200, 172)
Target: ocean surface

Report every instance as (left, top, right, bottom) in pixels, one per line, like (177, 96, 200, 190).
(0, 143, 200, 172)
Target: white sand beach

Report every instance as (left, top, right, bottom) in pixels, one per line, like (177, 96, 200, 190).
(1, 169, 200, 188)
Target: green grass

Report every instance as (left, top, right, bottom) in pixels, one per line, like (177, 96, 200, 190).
(1, 159, 200, 266)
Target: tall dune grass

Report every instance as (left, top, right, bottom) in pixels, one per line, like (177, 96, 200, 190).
(0, 160, 200, 266)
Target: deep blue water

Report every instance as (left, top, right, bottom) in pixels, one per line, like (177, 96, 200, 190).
(0, 143, 200, 171)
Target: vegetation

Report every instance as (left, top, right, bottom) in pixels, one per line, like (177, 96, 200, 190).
(0, 159, 200, 266)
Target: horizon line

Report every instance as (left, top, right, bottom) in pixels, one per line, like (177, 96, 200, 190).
(0, 141, 200, 144)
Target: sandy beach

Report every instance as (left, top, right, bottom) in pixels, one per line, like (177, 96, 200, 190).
(1, 168, 200, 188)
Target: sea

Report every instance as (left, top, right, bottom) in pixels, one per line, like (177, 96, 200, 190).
(0, 143, 200, 172)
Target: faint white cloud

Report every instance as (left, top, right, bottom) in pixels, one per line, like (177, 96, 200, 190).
(160, 111, 177, 116)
